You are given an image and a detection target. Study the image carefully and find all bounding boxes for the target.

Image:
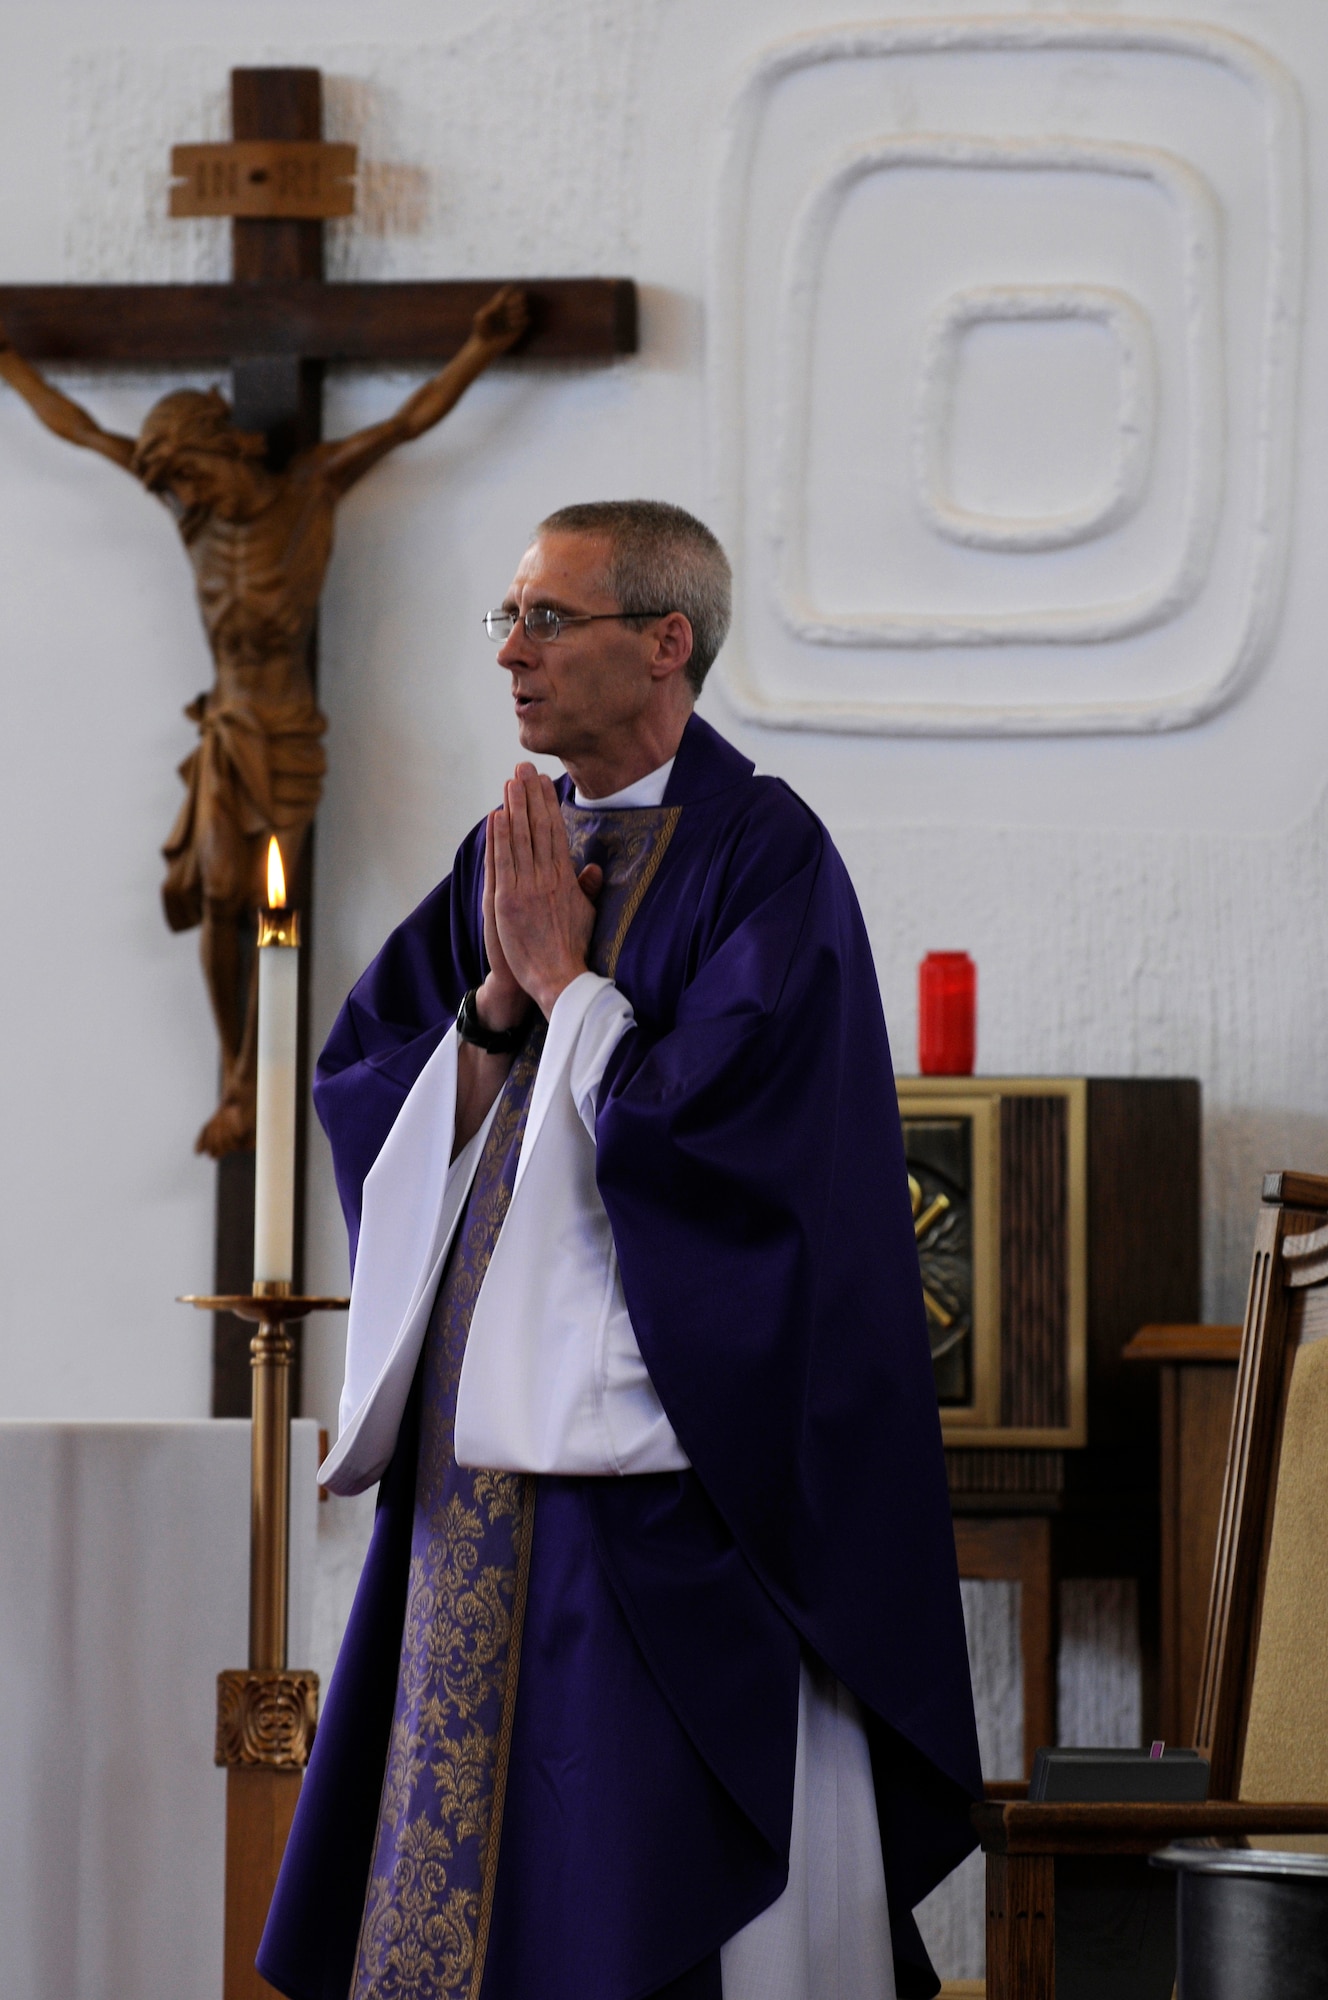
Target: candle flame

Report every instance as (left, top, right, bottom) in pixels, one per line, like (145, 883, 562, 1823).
(267, 837, 287, 910)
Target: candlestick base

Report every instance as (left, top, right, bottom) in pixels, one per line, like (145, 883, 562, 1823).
(180, 1279, 349, 1999)
(179, 1293, 348, 1321)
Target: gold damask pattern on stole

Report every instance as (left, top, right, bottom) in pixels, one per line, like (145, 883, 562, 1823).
(350, 1034, 543, 2000)
(561, 801, 681, 978)
(466, 1475, 535, 1998)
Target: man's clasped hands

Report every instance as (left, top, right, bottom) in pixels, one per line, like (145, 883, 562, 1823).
(475, 764, 604, 1035)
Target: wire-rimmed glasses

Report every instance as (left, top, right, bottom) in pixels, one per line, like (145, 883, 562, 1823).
(483, 606, 672, 644)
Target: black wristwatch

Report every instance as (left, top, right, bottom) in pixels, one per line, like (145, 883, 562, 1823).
(456, 986, 529, 1055)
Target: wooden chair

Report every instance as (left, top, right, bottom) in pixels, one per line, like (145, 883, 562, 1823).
(975, 1169, 1328, 2000)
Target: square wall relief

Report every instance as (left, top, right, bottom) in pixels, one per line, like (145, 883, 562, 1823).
(710, 18, 1303, 735)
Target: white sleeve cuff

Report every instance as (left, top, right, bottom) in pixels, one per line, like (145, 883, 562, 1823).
(321, 1023, 498, 1494)
(550, 971, 636, 1138)
(454, 969, 687, 1476)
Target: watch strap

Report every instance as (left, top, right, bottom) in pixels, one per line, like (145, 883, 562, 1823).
(456, 986, 528, 1055)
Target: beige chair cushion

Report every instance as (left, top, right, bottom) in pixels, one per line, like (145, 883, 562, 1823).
(1239, 1330, 1328, 1803)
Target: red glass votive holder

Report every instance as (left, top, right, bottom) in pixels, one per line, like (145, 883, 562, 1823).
(919, 952, 976, 1075)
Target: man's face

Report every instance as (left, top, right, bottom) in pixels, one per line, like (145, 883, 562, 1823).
(496, 533, 659, 762)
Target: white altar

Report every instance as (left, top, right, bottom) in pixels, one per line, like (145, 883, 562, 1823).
(0, 1420, 320, 2000)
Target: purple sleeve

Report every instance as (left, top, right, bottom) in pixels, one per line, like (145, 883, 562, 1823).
(594, 798, 981, 1815)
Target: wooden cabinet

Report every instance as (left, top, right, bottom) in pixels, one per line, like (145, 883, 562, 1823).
(898, 1078, 1203, 1760)
(1123, 1323, 1242, 1746)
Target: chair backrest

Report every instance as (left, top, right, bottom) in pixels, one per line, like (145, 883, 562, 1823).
(1194, 1170, 1328, 1799)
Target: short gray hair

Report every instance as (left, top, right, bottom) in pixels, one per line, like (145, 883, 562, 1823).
(536, 499, 732, 696)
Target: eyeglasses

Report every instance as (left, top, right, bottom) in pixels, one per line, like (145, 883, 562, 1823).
(483, 606, 671, 644)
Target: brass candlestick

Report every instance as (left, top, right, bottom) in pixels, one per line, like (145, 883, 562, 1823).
(181, 1284, 347, 2000)
(182, 1287, 348, 1688)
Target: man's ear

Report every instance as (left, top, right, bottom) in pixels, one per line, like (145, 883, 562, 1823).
(649, 612, 694, 683)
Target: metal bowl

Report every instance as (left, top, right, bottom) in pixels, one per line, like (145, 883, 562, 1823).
(1152, 1844, 1328, 2000)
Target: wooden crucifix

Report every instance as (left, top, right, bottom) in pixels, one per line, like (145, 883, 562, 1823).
(0, 68, 635, 1419)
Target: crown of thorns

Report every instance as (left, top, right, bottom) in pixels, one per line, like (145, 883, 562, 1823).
(131, 388, 267, 486)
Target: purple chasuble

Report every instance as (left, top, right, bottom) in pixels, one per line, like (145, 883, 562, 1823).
(259, 716, 982, 2000)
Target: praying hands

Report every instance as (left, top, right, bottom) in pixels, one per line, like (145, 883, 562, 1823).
(455, 766, 602, 1152)
(478, 764, 603, 1027)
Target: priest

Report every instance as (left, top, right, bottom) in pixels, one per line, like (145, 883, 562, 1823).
(259, 500, 981, 2000)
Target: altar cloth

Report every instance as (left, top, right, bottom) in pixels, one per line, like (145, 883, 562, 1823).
(0, 1419, 319, 2000)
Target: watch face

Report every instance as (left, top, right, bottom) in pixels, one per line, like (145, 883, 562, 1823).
(902, 1116, 975, 1406)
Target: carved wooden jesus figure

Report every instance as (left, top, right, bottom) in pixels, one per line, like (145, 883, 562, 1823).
(0, 284, 528, 1156)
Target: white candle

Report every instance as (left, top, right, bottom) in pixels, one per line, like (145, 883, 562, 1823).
(254, 837, 300, 1286)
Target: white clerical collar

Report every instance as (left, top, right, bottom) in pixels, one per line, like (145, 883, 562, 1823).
(573, 756, 675, 809)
